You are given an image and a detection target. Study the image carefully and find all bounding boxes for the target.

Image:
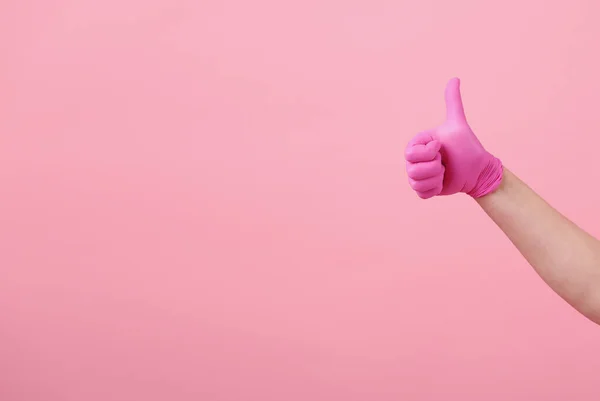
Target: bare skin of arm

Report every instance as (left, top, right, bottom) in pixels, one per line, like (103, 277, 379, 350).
(476, 168, 600, 324)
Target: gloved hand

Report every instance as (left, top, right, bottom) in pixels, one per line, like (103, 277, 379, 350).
(405, 78, 503, 199)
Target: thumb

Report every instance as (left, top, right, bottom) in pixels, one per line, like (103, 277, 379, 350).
(444, 77, 467, 123)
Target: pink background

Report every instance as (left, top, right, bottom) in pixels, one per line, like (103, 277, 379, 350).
(2, 0, 600, 400)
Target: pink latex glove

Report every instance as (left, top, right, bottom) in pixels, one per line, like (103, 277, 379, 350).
(405, 78, 503, 199)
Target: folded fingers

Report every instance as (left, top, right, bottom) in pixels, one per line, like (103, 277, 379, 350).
(405, 138, 441, 163)
(409, 173, 444, 193)
(406, 153, 443, 180)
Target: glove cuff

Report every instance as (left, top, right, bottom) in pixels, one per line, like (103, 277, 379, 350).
(467, 156, 503, 198)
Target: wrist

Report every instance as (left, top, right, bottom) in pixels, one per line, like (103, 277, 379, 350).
(467, 156, 504, 198)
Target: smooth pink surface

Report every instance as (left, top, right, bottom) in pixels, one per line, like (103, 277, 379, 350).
(1, 1, 600, 400)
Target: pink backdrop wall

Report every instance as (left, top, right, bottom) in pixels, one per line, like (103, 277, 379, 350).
(2, 0, 600, 400)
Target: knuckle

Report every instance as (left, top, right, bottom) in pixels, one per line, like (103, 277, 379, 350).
(412, 180, 430, 192)
(417, 191, 433, 199)
(406, 163, 420, 178)
(404, 147, 418, 160)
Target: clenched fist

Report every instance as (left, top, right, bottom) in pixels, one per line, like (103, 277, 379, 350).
(405, 78, 503, 199)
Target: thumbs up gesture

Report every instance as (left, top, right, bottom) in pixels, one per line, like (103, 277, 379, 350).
(405, 78, 503, 199)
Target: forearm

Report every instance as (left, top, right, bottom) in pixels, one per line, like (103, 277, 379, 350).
(476, 168, 600, 324)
